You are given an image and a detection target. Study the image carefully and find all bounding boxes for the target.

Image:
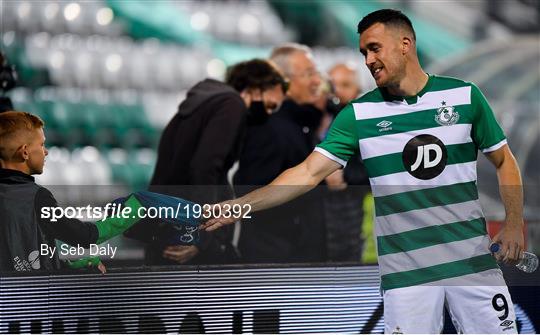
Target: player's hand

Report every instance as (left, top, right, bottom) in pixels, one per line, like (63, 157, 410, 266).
(492, 220, 524, 265)
(162, 245, 199, 263)
(200, 200, 240, 232)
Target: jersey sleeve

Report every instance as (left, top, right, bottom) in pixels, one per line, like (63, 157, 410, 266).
(35, 187, 98, 247)
(315, 103, 360, 166)
(470, 84, 507, 153)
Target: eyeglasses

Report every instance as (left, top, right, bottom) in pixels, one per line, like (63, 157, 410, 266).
(290, 69, 320, 80)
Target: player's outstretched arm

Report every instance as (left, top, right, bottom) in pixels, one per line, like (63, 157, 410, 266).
(485, 144, 524, 264)
(201, 151, 341, 231)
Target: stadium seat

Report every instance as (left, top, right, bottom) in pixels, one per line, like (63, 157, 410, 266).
(71, 146, 112, 185)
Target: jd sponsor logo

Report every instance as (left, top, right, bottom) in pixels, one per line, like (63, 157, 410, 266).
(377, 120, 392, 132)
(402, 134, 447, 179)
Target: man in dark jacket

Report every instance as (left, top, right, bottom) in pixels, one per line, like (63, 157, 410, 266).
(323, 63, 370, 262)
(234, 44, 328, 263)
(0, 111, 137, 272)
(149, 59, 287, 265)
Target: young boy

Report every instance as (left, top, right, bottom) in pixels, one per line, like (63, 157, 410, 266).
(0, 111, 137, 272)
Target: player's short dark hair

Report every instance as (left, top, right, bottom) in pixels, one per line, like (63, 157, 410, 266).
(357, 9, 416, 41)
(226, 59, 288, 93)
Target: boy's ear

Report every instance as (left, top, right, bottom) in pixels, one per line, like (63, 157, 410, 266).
(18, 144, 29, 161)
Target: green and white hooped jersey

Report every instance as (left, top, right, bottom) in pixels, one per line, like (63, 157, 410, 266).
(315, 75, 507, 291)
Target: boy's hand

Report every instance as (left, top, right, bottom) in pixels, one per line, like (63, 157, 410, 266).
(162, 245, 199, 263)
(97, 261, 107, 274)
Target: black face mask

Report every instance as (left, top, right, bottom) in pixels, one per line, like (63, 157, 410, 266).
(247, 101, 269, 125)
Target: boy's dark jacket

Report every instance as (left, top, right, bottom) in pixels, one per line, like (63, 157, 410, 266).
(0, 168, 97, 272)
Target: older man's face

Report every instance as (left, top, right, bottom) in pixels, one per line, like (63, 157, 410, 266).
(286, 52, 321, 105)
(329, 65, 361, 104)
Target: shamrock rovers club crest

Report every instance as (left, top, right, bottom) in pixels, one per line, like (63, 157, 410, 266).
(435, 101, 459, 126)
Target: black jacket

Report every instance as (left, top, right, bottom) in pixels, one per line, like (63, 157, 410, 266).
(234, 99, 319, 185)
(234, 99, 326, 263)
(148, 79, 245, 265)
(0, 169, 98, 272)
(151, 79, 246, 189)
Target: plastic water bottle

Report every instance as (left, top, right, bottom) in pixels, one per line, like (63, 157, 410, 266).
(490, 243, 539, 273)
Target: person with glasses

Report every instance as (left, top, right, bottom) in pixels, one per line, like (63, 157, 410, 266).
(233, 43, 328, 264)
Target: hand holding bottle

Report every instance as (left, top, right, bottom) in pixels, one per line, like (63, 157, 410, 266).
(490, 243, 538, 273)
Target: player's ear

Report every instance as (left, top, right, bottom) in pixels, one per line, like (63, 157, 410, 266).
(402, 36, 412, 55)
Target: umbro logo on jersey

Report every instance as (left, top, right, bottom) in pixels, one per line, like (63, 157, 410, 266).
(500, 320, 513, 327)
(402, 134, 448, 180)
(391, 326, 403, 334)
(377, 120, 392, 132)
(500, 320, 514, 330)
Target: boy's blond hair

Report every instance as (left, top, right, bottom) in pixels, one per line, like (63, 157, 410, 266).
(0, 111, 44, 161)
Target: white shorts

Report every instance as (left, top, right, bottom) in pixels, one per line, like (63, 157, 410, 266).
(383, 269, 517, 334)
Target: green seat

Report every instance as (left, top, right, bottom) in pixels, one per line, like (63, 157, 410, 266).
(123, 103, 149, 129)
(127, 149, 156, 190)
(110, 163, 136, 189)
(129, 163, 152, 191)
(90, 103, 124, 148)
(50, 101, 71, 130)
(104, 148, 136, 188)
(51, 101, 87, 148)
(33, 99, 55, 126)
(31, 99, 65, 146)
(75, 102, 102, 146)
